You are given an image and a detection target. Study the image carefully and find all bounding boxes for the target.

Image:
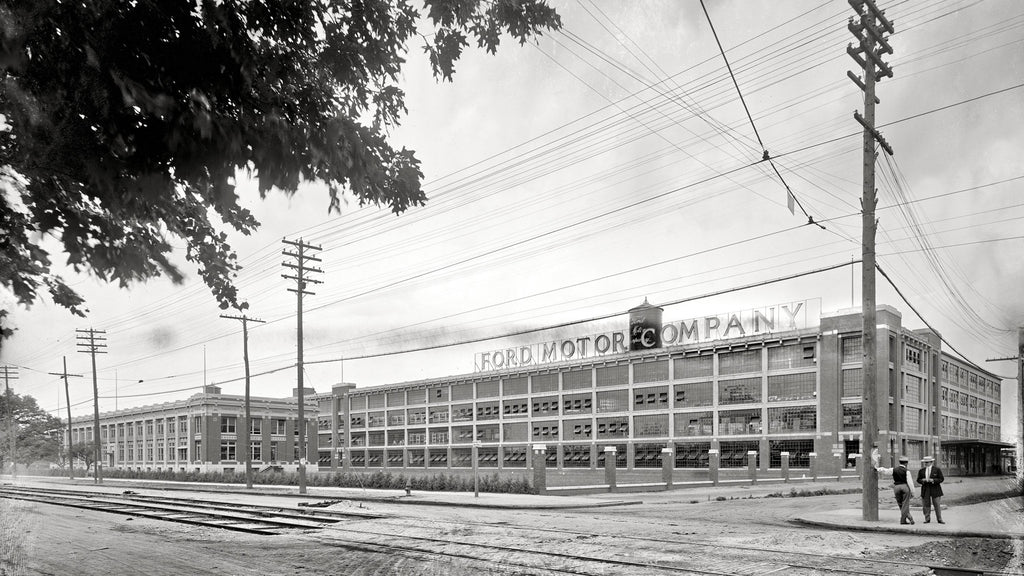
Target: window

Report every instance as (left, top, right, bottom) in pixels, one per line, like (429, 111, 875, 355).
(905, 345, 922, 370)
(476, 380, 499, 398)
(429, 407, 449, 423)
(674, 355, 713, 379)
(429, 387, 449, 403)
(502, 400, 529, 417)
(428, 449, 448, 467)
(904, 374, 923, 403)
(476, 424, 499, 442)
(503, 377, 528, 396)
(719, 409, 761, 435)
(220, 416, 236, 434)
(451, 404, 474, 422)
(563, 419, 592, 441)
(841, 368, 863, 398)
(451, 383, 474, 401)
(532, 396, 559, 416)
(562, 393, 593, 415)
(674, 441, 711, 469)
(250, 441, 261, 461)
(272, 419, 287, 435)
(633, 359, 669, 383)
(595, 364, 627, 387)
(719, 349, 761, 375)
(368, 431, 385, 446)
(476, 401, 500, 421)
(941, 387, 949, 409)
(674, 411, 713, 437)
(768, 372, 816, 401)
(940, 360, 949, 382)
(596, 443, 628, 468)
(842, 403, 862, 431)
(219, 440, 236, 462)
(596, 389, 629, 412)
(387, 410, 405, 426)
(453, 426, 474, 443)
(350, 414, 366, 428)
(531, 422, 559, 440)
(674, 381, 713, 407)
(503, 422, 529, 442)
(596, 417, 629, 438)
(408, 429, 426, 445)
(531, 373, 558, 393)
(564, 368, 594, 390)
(633, 443, 666, 468)
(367, 411, 385, 427)
(767, 406, 816, 433)
(633, 414, 669, 437)
(250, 419, 262, 434)
(386, 391, 405, 407)
(841, 336, 862, 363)
(429, 428, 449, 444)
(769, 439, 813, 468)
(407, 389, 426, 405)
(563, 445, 592, 468)
(387, 430, 404, 446)
(719, 440, 759, 468)
(503, 447, 528, 468)
(903, 406, 922, 434)
(409, 450, 426, 467)
(407, 409, 426, 425)
(633, 386, 669, 410)
(718, 377, 761, 405)
(767, 344, 816, 370)
(367, 394, 385, 409)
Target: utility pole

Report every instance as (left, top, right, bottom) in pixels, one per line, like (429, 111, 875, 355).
(282, 237, 322, 495)
(2, 365, 18, 477)
(986, 326, 1024, 484)
(76, 328, 107, 484)
(48, 358, 82, 480)
(221, 313, 266, 489)
(847, 0, 894, 522)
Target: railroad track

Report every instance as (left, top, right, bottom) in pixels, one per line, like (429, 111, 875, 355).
(0, 485, 380, 536)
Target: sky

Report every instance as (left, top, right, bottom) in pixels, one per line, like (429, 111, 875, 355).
(2, 0, 1022, 442)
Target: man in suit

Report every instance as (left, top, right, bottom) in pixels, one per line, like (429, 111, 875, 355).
(917, 455, 945, 524)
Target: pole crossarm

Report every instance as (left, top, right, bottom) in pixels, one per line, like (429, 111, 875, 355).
(854, 112, 895, 155)
(75, 328, 107, 484)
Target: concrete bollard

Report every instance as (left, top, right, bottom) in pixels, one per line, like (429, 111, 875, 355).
(661, 447, 674, 489)
(747, 450, 758, 485)
(405, 478, 412, 496)
(532, 444, 547, 495)
(781, 451, 790, 483)
(809, 452, 817, 481)
(708, 449, 720, 486)
(852, 453, 862, 482)
(835, 452, 843, 482)
(604, 446, 617, 492)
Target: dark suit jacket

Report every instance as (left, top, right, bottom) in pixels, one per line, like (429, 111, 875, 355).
(917, 465, 944, 498)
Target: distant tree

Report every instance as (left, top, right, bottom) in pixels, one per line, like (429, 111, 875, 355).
(0, 391, 63, 468)
(0, 0, 561, 320)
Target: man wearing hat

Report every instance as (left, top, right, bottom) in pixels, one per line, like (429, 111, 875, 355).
(876, 454, 915, 524)
(917, 455, 945, 523)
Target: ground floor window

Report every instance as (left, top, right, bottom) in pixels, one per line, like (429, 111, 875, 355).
(674, 442, 711, 468)
(844, 439, 860, 469)
(219, 440, 236, 462)
(596, 443, 628, 468)
(719, 440, 759, 468)
(769, 439, 813, 468)
(409, 450, 426, 467)
(428, 449, 448, 468)
(562, 444, 591, 468)
(350, 451, 366, 467)
(503, 447, 527, 468)
(634, 443, 665, 468)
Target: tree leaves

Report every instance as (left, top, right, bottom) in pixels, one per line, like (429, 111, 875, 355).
(0, 0, 561, 319)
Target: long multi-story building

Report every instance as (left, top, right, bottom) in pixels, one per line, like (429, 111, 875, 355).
(71, 300, 1008, 480)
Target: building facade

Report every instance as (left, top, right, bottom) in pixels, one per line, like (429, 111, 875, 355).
(70, 385, 321, 474)
(330, 302, 1006, 479)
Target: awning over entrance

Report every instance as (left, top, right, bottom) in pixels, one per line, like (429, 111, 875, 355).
(940, 439, 1013, 449)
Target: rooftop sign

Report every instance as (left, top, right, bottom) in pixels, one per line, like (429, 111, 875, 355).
(473, 299, 820, 372)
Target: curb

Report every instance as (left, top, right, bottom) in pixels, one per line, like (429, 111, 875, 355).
(790, 517, 1022, 540)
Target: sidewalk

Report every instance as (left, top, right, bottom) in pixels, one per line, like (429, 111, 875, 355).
(794, 498, 1024, 538)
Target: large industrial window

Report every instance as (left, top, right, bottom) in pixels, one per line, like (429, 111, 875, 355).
(767, 406, 816, 433)
(674, 411, 713, 437)
(674, 381, 713, 407)
(429, 386, 449, 403)
(428, 407, 449, 423)
(451, 383, 474, 401)
(719, 409, 761, 435)
(633, 359, 669, 383)
(596, 443, 628, 468)
(634, 443, 665, 468)
(531, 373, 558, 393)
(633, 386, 669, 410)
(428, 428, 448, 444)
(596, 417, 629, 438)
(563, 419, 592, 441)
(595, 364, 627, 387)
(350, 451, 366, 467)
(476, 401, 500, 421)
(718, 377, 762, 405)
(502, 400, 529, 418)
(367, 411, 385, 427)
(350, 414, 366, 429)
(387, 430, 404, 446)
(451, 404, 474, 422)
(476, 380, 499, 398)
(768, 372, 816, 401)
(674, 441, 711, 469)
(841, 335, 862, 364)
(407, 409, 426, 425)
(564, 368, 594, 390)
(905, 345, 922, 371)
(368, 431, 385, 446)
(674, 354, 713, 379)
(428, 449, 447, 467)
(596, 389, 629, 412)
(562, 393, 593, 415)
(386, 451, 403, 466)
(769, 439, 813, 468)
(503, 422, 529, 442)
(452, 426, 474, 443)
(366, 450, 383, 467)
(503, 376, 528, 396)
(841, 368, 863, 398)
(407, 429, 426, 445)
(532, 396, 559, 416)
(903, 374, 923, 403)
(767, 344, 816, 370)
(476, 424, 499, 443)
(633, 414, 669, 437)
(451, 448, 472, 468)
(842, 403, 862, 430)
(478, 447, 499, 468)
(350, 396, 367, 410)
(409, 450, 426, 467)
(531, 421, 559, 441)
(407, 389, 426, 405)
(350, 432, 366, 446)
(386, 391, 405, 407)
(719, 440, 759, 468)
(387, 410, 404, 426)
(503, 447, 527, 468)
(719, 349, 761, 375)
(903, 407, 923, 434)
(368, 394, 385, 409)
(563, 445, 592, 468)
